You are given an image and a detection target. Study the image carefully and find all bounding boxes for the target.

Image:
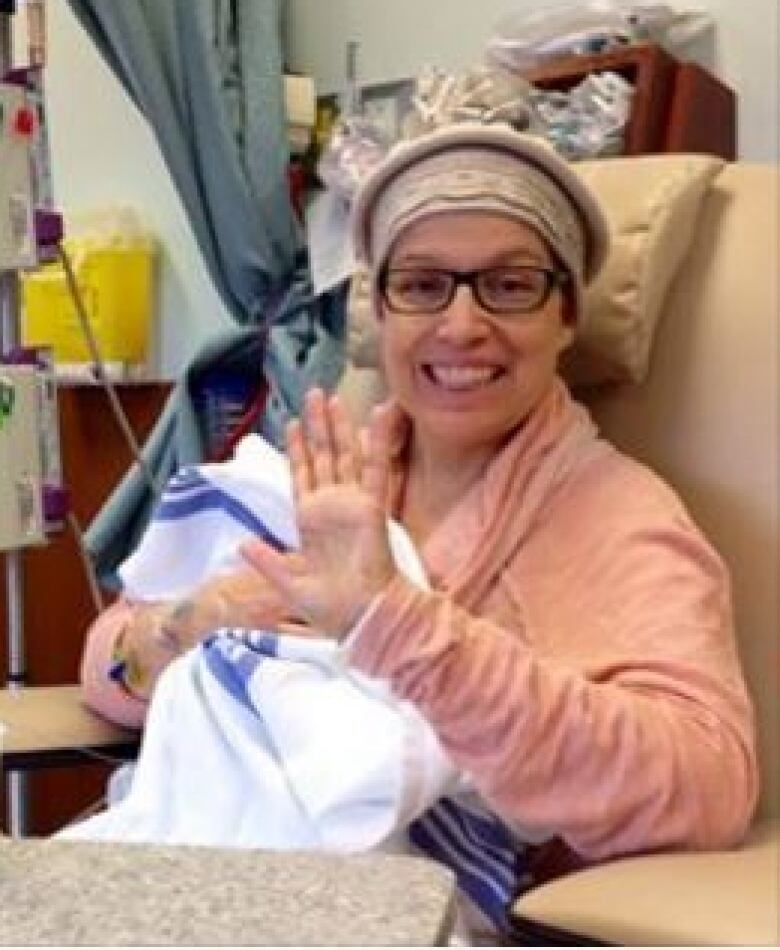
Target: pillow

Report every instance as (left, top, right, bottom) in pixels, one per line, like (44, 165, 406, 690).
(563, 153, 724, 386)
(345, 153, 724, 387)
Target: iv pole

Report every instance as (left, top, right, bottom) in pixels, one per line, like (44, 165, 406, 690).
(0, 0, 29, 837)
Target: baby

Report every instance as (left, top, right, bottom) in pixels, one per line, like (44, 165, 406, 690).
(60, 434, 457, 851)
(61, 434, 527, 938)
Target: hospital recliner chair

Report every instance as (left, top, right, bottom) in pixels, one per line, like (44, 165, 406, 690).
(505, 160, 779, 946)
(1, 160, 778, 946)
(308, 158, 780, 946)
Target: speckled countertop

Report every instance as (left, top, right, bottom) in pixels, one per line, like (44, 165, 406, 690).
(0, 838, 456, 946)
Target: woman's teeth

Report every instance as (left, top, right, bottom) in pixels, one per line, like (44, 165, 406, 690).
(425, 365, 500, 390)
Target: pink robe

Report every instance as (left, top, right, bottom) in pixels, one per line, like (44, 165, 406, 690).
(81, 378, 757, 871)
(346, 379, 757, 864)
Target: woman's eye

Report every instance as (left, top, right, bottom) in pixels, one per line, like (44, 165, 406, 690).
(392, 272, 445, 296)
(489, 270, 540, 295)
(498, 277, 527, 292)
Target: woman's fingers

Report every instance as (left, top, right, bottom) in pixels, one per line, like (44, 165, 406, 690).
(290, 387, 389, 503)
(361, 402, 392, 505)
(286, 418, 312, 503)
(329, 394, 361, 483)
(304, 388, 337, 486)
(293, 389, 363, 491)
(254, 392, 397, 637)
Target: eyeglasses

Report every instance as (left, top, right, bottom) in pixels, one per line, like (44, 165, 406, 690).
(379, 265, 569, 316)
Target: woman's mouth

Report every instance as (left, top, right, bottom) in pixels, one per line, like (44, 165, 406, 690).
(423, 364, 504, 391)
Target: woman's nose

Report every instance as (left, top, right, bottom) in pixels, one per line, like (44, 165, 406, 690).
(435, 285, 490, 342)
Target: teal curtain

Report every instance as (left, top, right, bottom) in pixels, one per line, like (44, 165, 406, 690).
(65, 0, 298, 321)
(64, 0, 347, 584)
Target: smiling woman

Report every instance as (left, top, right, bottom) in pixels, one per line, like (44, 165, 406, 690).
(346, 122, 607, 531)
(78, 120, 758, 942)
(376, 212, 575, 472)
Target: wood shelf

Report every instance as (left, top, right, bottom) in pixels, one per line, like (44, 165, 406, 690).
(522, 42, 736, 159)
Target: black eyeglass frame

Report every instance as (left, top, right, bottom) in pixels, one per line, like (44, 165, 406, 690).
(378, 264, 570, 316)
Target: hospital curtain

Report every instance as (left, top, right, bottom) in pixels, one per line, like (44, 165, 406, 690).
(63, 0, 298, 324)
(63, 0, 347, 584)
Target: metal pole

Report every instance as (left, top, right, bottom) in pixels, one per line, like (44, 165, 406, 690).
(0, 8, 11, 76)
(1, 268, 33, 694)
(5, 552, 26, 837)
(1, 1, 29, 837)
(0, 269, 21, 350)
(5, 550, 25, 684)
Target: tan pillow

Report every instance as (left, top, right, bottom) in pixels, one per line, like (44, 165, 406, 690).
(345, 153, 724, 386)
(563, 153, 725, 386)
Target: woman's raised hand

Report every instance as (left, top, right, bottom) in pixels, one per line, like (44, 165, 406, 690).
(240, 388, 398, 640)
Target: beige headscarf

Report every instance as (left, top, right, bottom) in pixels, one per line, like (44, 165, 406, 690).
(351, 122, 611, 322)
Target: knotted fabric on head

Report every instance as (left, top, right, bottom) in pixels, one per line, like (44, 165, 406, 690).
(351, 122, 611, 323)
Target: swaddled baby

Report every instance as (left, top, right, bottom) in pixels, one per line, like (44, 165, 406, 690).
(60, 435, 458, 851)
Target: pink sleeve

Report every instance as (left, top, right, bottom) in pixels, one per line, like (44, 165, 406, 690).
(346, 495, 758, 862)
(79, 597, 147, 730)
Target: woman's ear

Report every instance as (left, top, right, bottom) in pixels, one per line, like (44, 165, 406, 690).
(555, 293, 577, 353)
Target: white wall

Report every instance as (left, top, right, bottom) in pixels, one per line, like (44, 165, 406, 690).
(286, 0, 779, 162)
(13, 0, 232, 378)
(7, 1, 775, 376)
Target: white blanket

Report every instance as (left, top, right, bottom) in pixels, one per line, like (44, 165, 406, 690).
(60, 436, 457, 851)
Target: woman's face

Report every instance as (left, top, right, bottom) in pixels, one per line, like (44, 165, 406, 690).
(378, 211, 574, 455)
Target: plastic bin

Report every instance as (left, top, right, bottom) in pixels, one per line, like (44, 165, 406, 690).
(21, 236, 155, 371)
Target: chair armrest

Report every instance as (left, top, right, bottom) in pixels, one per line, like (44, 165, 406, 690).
(511, 820, 779, 946)
(0, 685, 139, 769)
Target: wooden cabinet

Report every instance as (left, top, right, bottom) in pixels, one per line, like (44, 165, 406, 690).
(1, 381, 169, 834)
(523, 42, 736, 160)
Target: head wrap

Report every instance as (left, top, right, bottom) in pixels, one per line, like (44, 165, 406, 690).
(351, 122, 610, 320)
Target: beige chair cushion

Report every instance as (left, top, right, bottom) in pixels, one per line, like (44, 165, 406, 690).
(514, 162, 779, 947)
(587, 162, 779, 823)
(0, 685, 137, 758)
(513, 820, 780, 946)
(345, 154, 724, 386)
(340, 161, 779, 948)
(564, 153, 725, 385)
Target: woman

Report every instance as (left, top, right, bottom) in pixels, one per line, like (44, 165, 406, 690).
(81, 122, 757, 935)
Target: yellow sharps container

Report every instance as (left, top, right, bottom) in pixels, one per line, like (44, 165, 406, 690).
(22, 231, 155, 373)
